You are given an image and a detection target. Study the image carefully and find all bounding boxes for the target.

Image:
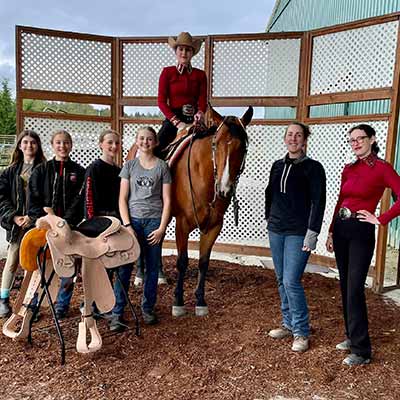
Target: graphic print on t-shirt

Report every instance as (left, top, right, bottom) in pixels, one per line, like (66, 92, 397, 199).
(136, 176, 154, 188)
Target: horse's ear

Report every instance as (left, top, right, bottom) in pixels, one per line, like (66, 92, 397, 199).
(241, 106, 253, 127)
(208, 107, 224, 125)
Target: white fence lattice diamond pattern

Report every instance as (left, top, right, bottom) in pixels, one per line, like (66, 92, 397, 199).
(311, 21, 398, 94)
(212, 39, 301, 97)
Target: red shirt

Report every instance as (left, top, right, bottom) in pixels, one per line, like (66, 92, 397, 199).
(329, 153, 400, 231)
(158, 65, 207, 122)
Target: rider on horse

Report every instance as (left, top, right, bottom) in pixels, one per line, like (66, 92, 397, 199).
(157, 32, 207, 156)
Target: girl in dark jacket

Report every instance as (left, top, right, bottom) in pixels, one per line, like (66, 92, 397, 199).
(28, 129, 85, 319)
(0, 130, 45, 317)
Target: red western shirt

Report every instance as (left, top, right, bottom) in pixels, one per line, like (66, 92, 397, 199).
(158, 65, 207, 122)
(329, 153, 400, 231)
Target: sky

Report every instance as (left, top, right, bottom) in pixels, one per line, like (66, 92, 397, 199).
(0, 0, 276, 89)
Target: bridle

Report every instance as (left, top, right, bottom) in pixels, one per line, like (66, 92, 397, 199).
(187, 117, 248, 234)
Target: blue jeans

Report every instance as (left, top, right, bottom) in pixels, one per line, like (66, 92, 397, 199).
(55, 277, 74, 312)
(132, 218, 162, 314)
(111, 263, 134, 316)
(268, 231, 311, 337)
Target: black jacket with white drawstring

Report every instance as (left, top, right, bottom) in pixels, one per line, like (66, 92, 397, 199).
(265, 153, 326, 249)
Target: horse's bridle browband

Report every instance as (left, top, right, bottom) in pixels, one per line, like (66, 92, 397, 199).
(187, 117, 248, 235)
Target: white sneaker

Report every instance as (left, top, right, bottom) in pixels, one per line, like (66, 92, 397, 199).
(158, 270, 167, 285)
(336, 339, 351, 351)
(292, 336, 309, 352)
(268, 327, 292, 339)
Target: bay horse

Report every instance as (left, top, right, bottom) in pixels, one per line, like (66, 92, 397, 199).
(125, 107, 253, 316)
(170, 106, 253, 317)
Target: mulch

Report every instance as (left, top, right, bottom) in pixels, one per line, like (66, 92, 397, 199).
(0, 255, 399, 400)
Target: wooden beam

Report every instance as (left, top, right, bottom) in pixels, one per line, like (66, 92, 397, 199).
(305, 114, 390, 125)
(306, 88, 392, 106)
(20, 89, 113, 106)
(296, 32, 311, 122)
(310, 12, 400, 38)
(163, 240, 337, 267)
(17, 25, 114, 42)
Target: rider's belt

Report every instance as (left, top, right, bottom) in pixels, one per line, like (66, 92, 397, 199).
(173, 106, 196, 124)
(338, 207, 358, 220)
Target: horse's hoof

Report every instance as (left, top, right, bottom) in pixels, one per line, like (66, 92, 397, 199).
(172, 306, 186, 317)
(195, 306, 208, 317)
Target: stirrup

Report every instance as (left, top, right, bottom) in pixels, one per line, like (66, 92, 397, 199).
(76, 314, 102, 353)
(2, 270, 41, 339)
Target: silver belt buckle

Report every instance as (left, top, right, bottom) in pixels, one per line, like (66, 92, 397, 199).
(338, 207, 351, 220)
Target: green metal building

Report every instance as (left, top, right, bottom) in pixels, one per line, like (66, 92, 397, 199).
(266, 0, 400, 247)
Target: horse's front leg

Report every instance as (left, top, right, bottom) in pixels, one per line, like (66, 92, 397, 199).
(172, 218, 189, 317)
(195, 223, 222, 316)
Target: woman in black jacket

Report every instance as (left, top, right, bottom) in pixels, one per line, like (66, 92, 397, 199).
(265, 122, 326, 352)
(0, 130, 45, 317)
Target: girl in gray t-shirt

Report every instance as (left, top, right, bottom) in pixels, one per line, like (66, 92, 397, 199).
(119, 127, 171, 325)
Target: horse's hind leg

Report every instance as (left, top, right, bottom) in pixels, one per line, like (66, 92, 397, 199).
(172, 219, 189, 317)
(195, 223, 222, 316)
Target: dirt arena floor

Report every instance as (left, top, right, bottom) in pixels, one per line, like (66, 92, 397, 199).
(0, 255, 400, 400)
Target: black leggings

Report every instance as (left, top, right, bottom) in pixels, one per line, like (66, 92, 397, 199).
(333, 218, 375, 358)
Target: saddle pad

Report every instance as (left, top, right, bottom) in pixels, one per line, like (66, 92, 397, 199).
(168, 134, 193, 169)
(20, 228, 51, 272)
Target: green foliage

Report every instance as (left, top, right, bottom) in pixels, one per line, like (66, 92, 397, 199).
(0, 79, 16, 135)
(23, 99, 111, 116)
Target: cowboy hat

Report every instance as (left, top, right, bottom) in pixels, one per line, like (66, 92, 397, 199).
(168, 32, 202, 55)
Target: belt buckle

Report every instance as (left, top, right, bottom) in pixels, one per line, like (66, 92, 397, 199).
(338, 207, 351, 220)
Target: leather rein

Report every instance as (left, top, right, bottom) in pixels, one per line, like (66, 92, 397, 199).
(187, 117, 248, 235)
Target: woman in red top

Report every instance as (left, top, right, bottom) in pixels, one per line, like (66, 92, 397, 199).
(326, 124, 400, 365)
(157, 31, 207, 155)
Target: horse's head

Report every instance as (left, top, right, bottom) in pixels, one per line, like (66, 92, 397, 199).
(208, 106, 253, 198)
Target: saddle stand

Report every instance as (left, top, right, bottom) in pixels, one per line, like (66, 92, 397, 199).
(3, 215, 141, 365)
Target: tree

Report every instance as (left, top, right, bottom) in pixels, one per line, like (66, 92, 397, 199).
(0, 79, 16, 135)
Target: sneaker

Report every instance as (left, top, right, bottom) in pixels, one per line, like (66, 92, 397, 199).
(158, 270, 167, 285)
(268, 327, 292, 339)
(142, 311, 159, 325)
(109, 315, 127, 333)
(292, 336, 309, 352)
(55, 308, 68, 320)
(0, 298, 11, 318)
(336, 339, 351, 351)
(342, 353, 371, 366)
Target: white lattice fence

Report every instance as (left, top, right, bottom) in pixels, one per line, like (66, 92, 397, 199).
(212, 38, 301, 97)
(21, 32, 112, 96)
(311, 21, 398, 94)
(23, 117, 111, 167)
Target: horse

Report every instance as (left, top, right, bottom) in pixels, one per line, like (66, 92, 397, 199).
(125, 107, 253, 315)
(170, 106, 253, 317)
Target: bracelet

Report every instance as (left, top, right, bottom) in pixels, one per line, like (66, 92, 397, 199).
(123, 223, 131, 227)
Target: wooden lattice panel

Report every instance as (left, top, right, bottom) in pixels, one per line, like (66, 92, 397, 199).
(311, 21, 398, 95)
(122, 41, 205, 97)
(212, 39, 301, 97)
(21, 32, 112, 95)
(307, 120, 389, 259)
(23, 117, 111, 167)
